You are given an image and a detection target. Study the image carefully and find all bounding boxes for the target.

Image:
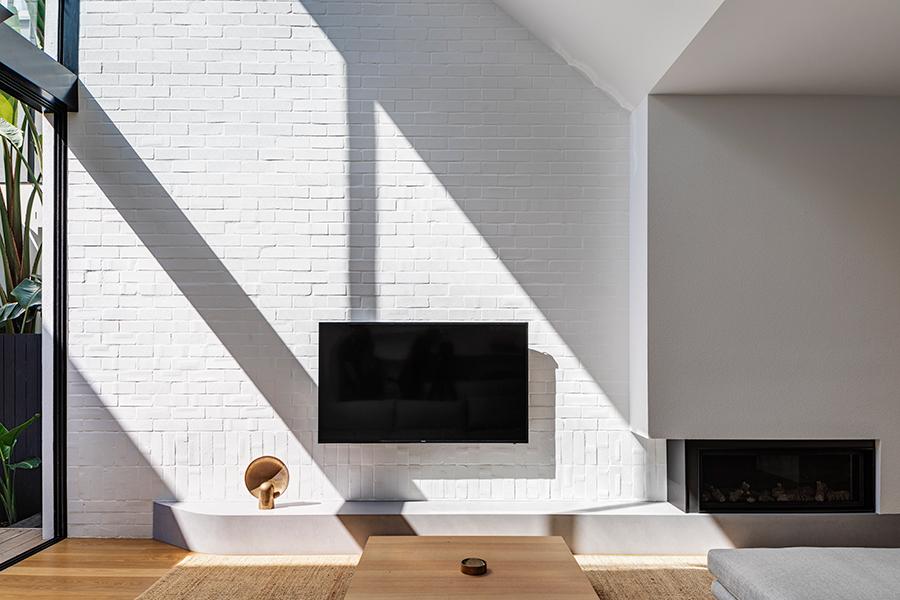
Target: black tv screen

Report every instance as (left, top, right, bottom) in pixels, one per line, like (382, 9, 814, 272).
(318, 322, 528, 443)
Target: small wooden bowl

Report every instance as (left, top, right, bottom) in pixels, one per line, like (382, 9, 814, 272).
(460, 557, 487, 576)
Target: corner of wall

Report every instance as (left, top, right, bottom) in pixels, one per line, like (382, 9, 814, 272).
(628, 98, 649, 438)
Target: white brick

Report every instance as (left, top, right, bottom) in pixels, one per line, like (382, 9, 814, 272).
(67, 0, 652, 538)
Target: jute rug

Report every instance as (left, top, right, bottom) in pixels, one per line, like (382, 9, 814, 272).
(137, 555, 359, 600)
(138, 553, 714, 600)
(578, 555, 714, 600)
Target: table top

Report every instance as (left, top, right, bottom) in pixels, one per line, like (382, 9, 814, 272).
(344, 536, 598, 600)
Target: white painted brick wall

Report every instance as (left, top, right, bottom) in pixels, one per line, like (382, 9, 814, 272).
(67, 0, 665, 537)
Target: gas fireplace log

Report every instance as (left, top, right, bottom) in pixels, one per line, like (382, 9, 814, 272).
(703, 481, 852, 505)
(827, 490, 851, 502)
(815, 481, 828, 502)
(774, 483, 791, 501)
(798, 486, 815, 501)
(706, 485, 726, 503)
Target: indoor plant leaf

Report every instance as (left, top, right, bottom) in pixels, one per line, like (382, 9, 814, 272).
(11, 277, 40, 310)
(8, 457, 40, 470)
(0, 94, 13, 125)
(0, 413, 39, 526)
(0, 117, 23, 148)
(0, 413, 39, 449)
(0, 301, 24, 325)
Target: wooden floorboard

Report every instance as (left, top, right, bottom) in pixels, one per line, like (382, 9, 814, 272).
(0, 539, 190, 600)
(0, 527, 43, 564)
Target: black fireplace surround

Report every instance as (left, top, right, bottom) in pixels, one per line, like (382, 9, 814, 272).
(667, 440, 876, 513)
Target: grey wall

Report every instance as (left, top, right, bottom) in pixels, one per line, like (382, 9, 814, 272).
(644, 95, 900, 512)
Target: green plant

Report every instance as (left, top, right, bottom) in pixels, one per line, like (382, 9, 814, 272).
(0, 0, 45, 334)
(0, 275, 41, 332)
(0, 413, 40, 525)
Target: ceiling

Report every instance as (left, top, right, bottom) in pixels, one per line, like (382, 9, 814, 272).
(654, 0, 900, 96)
(492, 0, 724, 110)
(496, 0, 900, 111)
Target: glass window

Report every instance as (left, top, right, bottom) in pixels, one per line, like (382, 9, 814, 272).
(0, 84, 46, 565)
(0, 0, 68, 567)
(1, 0, 45, 49)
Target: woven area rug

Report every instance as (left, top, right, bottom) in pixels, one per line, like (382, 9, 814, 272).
(578, 555, 714, 600)
(137, 555, 359, 600)
(138, 553, 713, 600)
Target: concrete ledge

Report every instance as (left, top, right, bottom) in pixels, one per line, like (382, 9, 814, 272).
(153, 500, 900, 555)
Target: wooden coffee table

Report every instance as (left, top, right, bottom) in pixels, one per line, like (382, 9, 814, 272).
(344, 536, 597, 599)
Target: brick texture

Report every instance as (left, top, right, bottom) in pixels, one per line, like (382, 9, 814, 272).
(67, 0, 664, 537)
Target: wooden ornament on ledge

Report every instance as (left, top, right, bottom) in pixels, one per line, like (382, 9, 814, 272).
(244, 456, 289, 510)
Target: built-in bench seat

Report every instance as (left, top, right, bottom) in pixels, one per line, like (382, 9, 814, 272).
(708, 547, 900, 600)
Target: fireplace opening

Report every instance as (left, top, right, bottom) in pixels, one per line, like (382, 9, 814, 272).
(667, 440, 876, 513)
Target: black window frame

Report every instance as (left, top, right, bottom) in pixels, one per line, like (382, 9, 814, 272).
(0, 0, 79, 569)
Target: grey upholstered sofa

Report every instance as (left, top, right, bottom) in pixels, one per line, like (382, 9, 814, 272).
(708, 548, 900, 600)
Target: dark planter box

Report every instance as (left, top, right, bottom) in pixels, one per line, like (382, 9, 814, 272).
(0, 334, 41, 525)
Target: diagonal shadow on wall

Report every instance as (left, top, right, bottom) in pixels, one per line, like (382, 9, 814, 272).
(69, 0, 630, 514)
(71, 68, 560, 475)
(303, 0, 631, 419)
(69, 85, 551, 520)
(69, 86, 432, 541)
(68, 86, 337, 493)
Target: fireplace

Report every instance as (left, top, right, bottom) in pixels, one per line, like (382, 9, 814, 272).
(667, 440, 876, 513)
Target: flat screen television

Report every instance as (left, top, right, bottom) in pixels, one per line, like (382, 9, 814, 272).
(318, 322, 528, 443)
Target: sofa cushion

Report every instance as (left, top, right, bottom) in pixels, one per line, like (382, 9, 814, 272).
(711, 580, 739, 600)
(708, 548, 900, 600)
